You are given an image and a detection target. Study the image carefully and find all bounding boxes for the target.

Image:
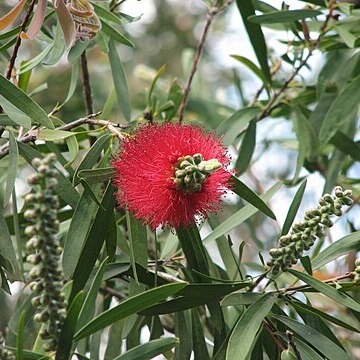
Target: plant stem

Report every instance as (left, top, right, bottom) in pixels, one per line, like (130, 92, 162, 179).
(177, 0, 233, 123)
(0, 112, 127, 159)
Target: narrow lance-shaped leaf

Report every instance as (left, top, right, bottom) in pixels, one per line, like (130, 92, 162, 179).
(281, 179, 307, 235)
(113, 337, 179, 360)
(108, 39, 131, 121)
(288, 269, 360, 312)
(311, 231, 360, 269)
(4, 131, 18, 207)
(274, 315, 352, 360)
(320, 73, 360, 144)
(235, 0, 271, 82)
(235, 120, 257, 174)
(229, 176, 276, 220)
(204, 182, 281, 245)
(74, 283, 187, 340)
(248, 9, 322, 24)
(226, 293, 278, 360)
(56, 292, 84, 360)
(0, 74, 54, 129)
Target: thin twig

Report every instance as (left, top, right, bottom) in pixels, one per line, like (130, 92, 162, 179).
(248, 270, 269, 292)
(239, 0, 337, 136)
(286, 330, 302, 360)
(80, 50, 96, 145)
(263, 319, 286, 351)
(5, 0, 37, 79)
(0, 0, 37, 137)
(0, 112, 127, 159)
(177, 0, 233, 123)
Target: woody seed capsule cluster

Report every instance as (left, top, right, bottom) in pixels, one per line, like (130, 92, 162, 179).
(24, 154, 67, 352)
(354, 259, 360, 284)
(267, 186, 353, 275)
(0, 332, 15, 360)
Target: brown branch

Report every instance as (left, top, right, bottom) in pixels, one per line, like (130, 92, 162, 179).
(0, 112, 127, 159)
(177, 0, 233, 123)
(286, 330, 302, 360)
(239, 0, 337, 137)
(248, 270, 269, 292)
(5, 0, 37, 79)
(0, 0, 37, 137)
(80, 50, 96, 145)
(263, 319, 286, 351)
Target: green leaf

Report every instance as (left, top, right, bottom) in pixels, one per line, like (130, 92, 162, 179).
(102, 19, 134, 47)
(235, 120, 257, 174)
(4, 348, 50, 360)
(141, 281, 251, 315)
(73, 133, 111, 186)
(126, 212, 148, 283)
(63, 184, 100, 277)
(311, 231, 360, 269)
(192, 309, 210, 360)
(65, 135, 79, 166)
(16, 311, 25, 360)
(293, 109, 318, 182)
(113, 337, 178, 360)
(69, 183, 116, 302)
(56, 292, 84, 360)
(0, 74, 53, 128)
(217, 107, 261, 146)
(226, 293, 278, 360)
(177, 222, 209, 279)
(44, 23, 66, 66)
(320, 73, 360, 144)
(0, 205, 22, 279)
(0, 95, 31, 127)
(92, 3, 122, 25)
(274, 315, 352, 360)
(231, 55, 270, 87)
(281, 179, 307, 235)
(37, 129, 75, 141)
(4, 131, 18, 206)
(291, 336, 324, 360)
(77, 167, 115, 184)
(203, 182, 281, 245)
(147, 64, 167, 106)
(77, 258, 108, 330)
(17, 44, 53, 75)
(235, 0, 271, 82)
(249, 10, 322, 24)
(109, 39, 131, 121)
(74, 283, 187, 340)
(288, 269, 360, 312)
(330, 131, 360, 161)
(18, 142, 79, 209)
(291, 300, 360, 333)
(221, 291, 267, 306)
(61, 62, 79, 106)
(230, 176, 276, 219)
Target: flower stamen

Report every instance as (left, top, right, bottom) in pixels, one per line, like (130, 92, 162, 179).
(173, 153, 221, 192)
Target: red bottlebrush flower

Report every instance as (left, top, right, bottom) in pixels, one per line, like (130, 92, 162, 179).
(112, 123, 231, 229)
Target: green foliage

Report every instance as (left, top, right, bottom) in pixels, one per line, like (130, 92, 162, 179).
(0, 0, 359, 359)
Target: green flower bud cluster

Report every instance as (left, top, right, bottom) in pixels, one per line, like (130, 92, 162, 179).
(0, 332, 15, 360)
(267, 186, 353, 275)
(354, 259, 360, 284)
(24, 154, 67, 353)
(173, 153, 221, 193)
